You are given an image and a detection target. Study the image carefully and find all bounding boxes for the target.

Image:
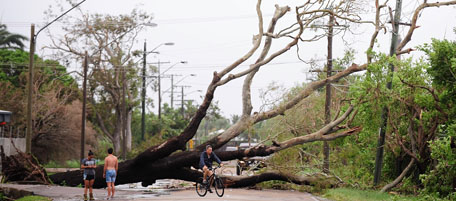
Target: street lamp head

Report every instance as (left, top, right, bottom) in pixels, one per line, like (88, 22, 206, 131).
(180, 61, 188, 64)
(143, 23, 158, 27)
(190, 74, 197, 76)
(164, 42, 175, 46)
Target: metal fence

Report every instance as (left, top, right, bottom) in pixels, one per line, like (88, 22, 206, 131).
(0, 126, 26, 138)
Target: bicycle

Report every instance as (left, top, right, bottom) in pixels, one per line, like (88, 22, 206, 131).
(195, 166, 224, 197)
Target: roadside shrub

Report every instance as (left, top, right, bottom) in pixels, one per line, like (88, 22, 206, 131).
(420, 124, 456, 198)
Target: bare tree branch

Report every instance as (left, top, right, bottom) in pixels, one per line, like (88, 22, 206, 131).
(396, 1, 456, 53)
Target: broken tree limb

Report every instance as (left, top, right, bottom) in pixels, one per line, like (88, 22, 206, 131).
(167, 168, 340, 188)
(224, 171, 340, 188)
(381, 158, 415, 192)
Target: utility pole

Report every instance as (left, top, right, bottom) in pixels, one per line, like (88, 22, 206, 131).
(168, 74, 182, 109)
(170, 75, 174, 109)
(323, 14, 334, 174)
(26, 24, 35, 154)
(122, 62, 127, 159)
(80, 51, 88, 162)
(141, 41, 146, 141)
(148, 61, 170, 120)
(178, 85, 191, 117)
(374, 0, 402, 185)
(158, 60, 162, 120)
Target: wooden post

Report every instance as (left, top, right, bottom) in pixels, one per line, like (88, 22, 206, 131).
(323, 14, 334, 174)
(26, 24, 35, 154)
(374, 0, 402, 185)
(81, 51, 88, 162)
(141, 41, 146, 141)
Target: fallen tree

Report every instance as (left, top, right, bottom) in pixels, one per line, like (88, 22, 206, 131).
(6, 0, 456, 189)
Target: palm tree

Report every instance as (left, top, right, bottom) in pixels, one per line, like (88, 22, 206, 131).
(0, 24, 28, 50)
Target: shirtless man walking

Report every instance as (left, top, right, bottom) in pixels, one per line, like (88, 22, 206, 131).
(103, 148, 118, 200)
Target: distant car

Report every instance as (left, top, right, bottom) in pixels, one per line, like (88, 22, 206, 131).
(225, 146, 237, 152)
(235, 143, 269, 175)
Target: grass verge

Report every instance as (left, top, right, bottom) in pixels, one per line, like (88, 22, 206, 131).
(16, 195, 52, 201)
(323, 188, 448, 201)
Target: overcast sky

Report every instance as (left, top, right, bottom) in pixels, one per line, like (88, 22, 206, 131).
(1, 0, 456, 117)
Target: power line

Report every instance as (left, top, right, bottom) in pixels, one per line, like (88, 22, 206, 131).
(2, 13, 274, 28)
(0, 60, 309, 70)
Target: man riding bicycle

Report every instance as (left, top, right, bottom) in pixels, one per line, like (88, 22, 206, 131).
(199, 145, 223, 192)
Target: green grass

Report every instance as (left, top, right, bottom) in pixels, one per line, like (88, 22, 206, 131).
(323, 188, 448, 201)
(44, 159, 107, 168)
(324, 188, 393, 201)
(44, 159, 80, 168)
(16, 195, 52, 201)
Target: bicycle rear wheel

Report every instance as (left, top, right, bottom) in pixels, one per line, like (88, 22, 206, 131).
(214, 177, 225, 197)
(195, 177, 207, 197)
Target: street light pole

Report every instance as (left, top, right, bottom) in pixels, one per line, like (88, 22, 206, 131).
(181, 86, 184, 117)
(26, 0, 87, 154)
(26, 24, 35, 154)
(140, 42, 171, 139)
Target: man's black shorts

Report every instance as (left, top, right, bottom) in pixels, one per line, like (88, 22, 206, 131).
(84, 174, 95, 180)
(200, 166, 213, 171)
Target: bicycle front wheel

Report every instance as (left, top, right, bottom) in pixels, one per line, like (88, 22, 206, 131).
(195, 178, 207, 197)
(214, 177, 225, 197)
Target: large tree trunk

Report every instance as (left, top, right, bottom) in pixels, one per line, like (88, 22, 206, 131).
(126, 109, 132, 151)
(49, 123, 361, 188)
(112, 108, 123, 154)
(48, 149, 342, 188)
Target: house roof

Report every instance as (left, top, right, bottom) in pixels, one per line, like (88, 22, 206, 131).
(0, 110, 12, 115)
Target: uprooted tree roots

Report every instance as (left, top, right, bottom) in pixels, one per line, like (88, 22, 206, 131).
(0, 146, 50, 184)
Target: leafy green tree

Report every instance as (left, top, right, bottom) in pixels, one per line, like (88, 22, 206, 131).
(421, 38, 456, 119)
(129, 100, 199, 157)
(418, 35, 456, 198)
(195, 101, 230, 144)
(0, 24, 28, 50)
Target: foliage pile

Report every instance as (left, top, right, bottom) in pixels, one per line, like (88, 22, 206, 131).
(0, 48, 97, 163)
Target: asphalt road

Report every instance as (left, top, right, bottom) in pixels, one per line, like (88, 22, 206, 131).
(0, 183, 330, 201)
(132, 188, 330, 201)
